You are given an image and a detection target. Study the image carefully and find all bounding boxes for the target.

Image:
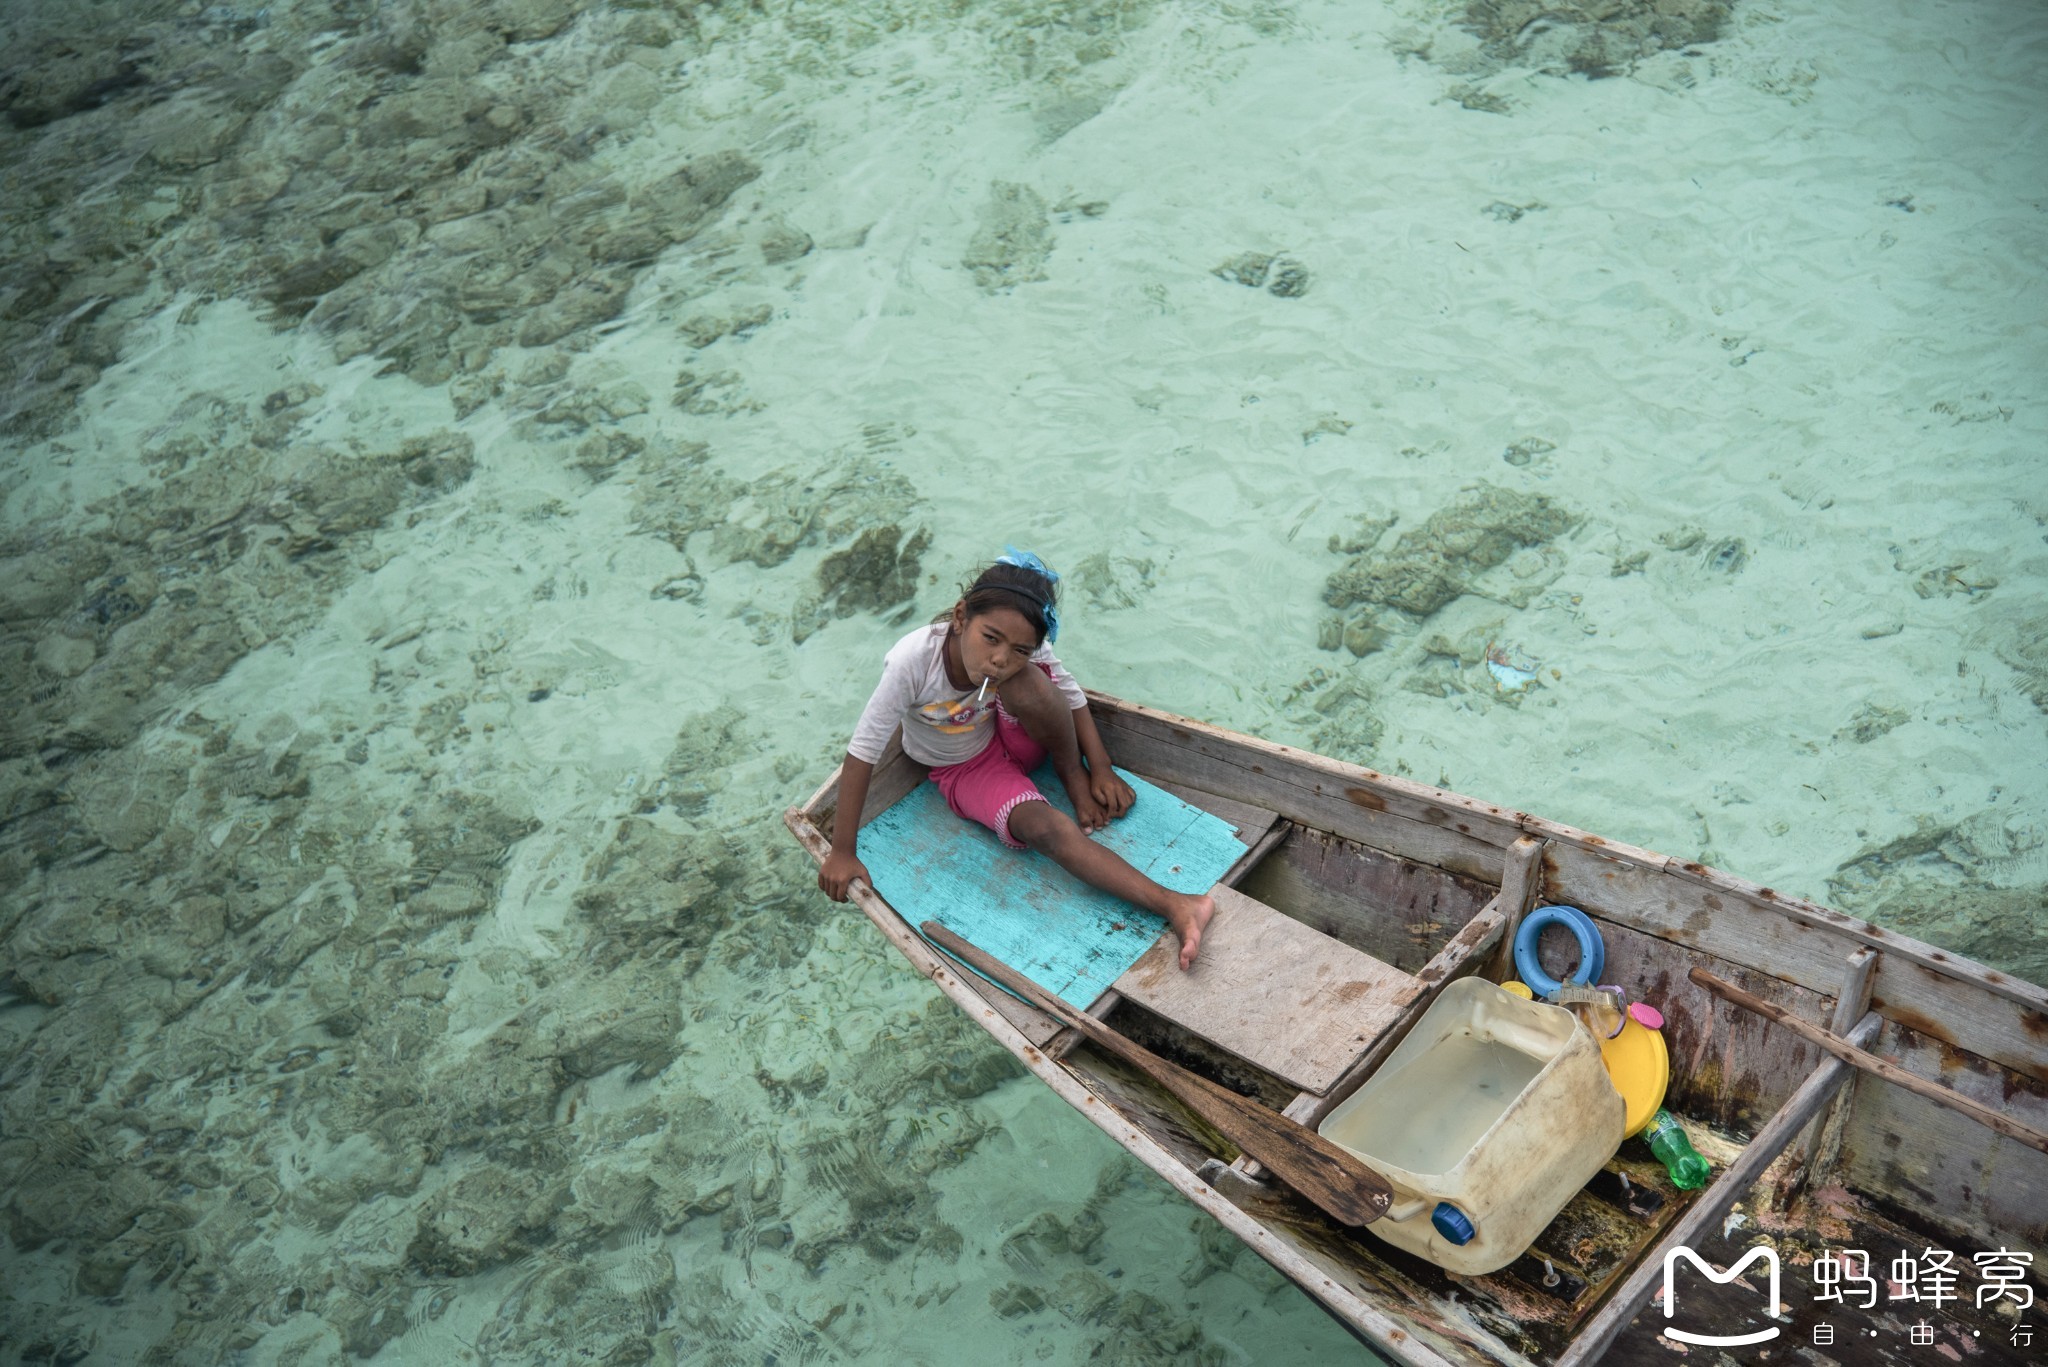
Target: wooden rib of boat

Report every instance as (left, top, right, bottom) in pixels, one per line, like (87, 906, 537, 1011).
(785, 692, 2048, 1366)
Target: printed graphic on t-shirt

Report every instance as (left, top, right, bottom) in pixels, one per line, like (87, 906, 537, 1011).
(917, 696, 991, 735)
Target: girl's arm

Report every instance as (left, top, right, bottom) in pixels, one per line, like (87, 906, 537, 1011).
(830, 640, 922, 899)
(1072, 705, 1115, 774)
(820, 754, 875, 902)
(1072, 704, 1134, 819)
(1034, 649, 1133, 820)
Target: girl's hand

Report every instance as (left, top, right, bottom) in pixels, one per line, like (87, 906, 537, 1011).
(819, 850, 871, 902)
(1089, 768, 1135, 822)
(1070, 786, 1110, 834)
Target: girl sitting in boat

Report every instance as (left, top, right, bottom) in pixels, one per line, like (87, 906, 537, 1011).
(817, 550, 1216, 970)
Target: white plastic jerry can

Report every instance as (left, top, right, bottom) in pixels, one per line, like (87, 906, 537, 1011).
(1318, 977, 1626, 1276)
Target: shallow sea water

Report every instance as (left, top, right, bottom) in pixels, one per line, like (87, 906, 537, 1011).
(1, 0, 2043, 1361)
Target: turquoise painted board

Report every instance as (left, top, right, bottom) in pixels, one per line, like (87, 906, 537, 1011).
(856, 765, 1247, 1009)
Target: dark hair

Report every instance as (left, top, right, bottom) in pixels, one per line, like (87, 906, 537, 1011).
(947, 561, 1058, 644)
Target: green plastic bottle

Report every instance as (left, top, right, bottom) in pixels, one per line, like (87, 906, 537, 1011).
(1643, 1109, 1711, 1190)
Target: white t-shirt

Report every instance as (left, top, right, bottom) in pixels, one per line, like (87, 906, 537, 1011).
(848, 623, 1086, 767)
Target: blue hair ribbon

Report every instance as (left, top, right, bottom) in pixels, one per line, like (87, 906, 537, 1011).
(996, 546, 1060, 644)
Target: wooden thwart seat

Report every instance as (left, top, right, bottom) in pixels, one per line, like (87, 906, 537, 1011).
(1112, 885, 1424, 1095)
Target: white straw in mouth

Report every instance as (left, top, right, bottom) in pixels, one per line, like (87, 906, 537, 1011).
(974, 677, 989, 705)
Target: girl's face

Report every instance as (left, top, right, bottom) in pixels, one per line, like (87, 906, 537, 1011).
(952, 605, 1041, 685)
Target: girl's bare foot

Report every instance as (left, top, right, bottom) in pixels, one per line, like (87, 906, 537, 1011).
(1165, 892, 1215, 970)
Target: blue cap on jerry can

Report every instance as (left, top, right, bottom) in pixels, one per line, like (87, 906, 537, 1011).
(1432, 1202, 1476, 1245)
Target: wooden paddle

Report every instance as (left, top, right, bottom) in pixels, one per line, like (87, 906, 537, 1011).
(920, 920, 1394, 1226)
(1690, 968, 2048, 1156)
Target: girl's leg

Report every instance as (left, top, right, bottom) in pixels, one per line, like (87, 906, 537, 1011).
(996, 666, 1104, 828)
(1006, 800, 1215, 970)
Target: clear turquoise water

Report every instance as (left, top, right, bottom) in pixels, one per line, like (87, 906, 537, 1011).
(1, 0, 2043, 1361)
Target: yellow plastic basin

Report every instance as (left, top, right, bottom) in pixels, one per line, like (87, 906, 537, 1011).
(1599, 1014, 1670, 1136)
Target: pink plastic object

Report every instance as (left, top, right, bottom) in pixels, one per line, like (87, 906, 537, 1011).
(1628, 1002, 1664, 1030)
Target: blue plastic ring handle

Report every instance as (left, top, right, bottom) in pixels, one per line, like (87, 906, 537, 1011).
(1513, 905, 1605, 999)
(1562, 906, 1605, 985)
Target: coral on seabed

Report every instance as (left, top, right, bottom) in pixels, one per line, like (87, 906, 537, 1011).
(1829, 812, 2048, 983)
(1460, 0, 1730, 79)
(1397, 0, 1731, 85)
(1323, 483, 1577, 619)
(0, 0, 757, 438)
(964, 181, 1055, 291)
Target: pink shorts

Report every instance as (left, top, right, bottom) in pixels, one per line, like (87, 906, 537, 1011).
(931, 710, 1050, 850)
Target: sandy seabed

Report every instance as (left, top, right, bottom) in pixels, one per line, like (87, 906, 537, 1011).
(1, 0, 2043, 1361)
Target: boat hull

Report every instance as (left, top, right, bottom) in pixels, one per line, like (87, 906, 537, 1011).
(788, 692, 2048, 1365)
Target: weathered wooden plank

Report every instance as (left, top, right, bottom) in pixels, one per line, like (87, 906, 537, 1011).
(1538, 839, 2046, 1080)
(1588, 911, 1831, 1134)
(1795, 946, 1878, 1191)
(1540, 840, 2048, 1083)
(1235, 825, 1497, 973)
(1218, 820, 1288, 891)
(1484, 836, 1547, 981)
(1044, 986, 1120, 1061)
(1862, 956, 2048, 1087)
(1835, 1019, 2048, 1247)
(954, 964, 1067, 1046)
(1696, 968, 2048, 1156)
(1654, 854, 2045, 1014)
(1145, 776, 1282, 846)
(1111, 885, 1423, 1096)
(929, 918, 1398, 1230)
(849, 767, 1244, 1012)
(1555, 1010, 1883, 1367)
(1049, 811, 1287, 1063)
(1091, 693, 1530, 846)
(1091, 692, 2048, 1086)
(861, 750, 929, 825)
(1091, 702, 1509, 883)
(1413, 904, 1509, 991)
(807, 735, 930, 839)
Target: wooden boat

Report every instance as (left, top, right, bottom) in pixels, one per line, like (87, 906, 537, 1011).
(784, 692, 2048, 1365)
